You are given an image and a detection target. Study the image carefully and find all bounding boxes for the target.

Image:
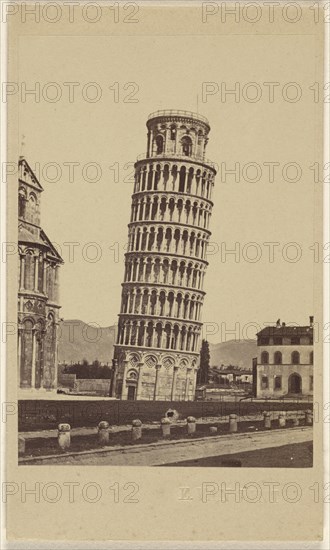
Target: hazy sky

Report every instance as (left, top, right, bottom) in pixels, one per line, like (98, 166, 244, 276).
(18, 31, 319, 341)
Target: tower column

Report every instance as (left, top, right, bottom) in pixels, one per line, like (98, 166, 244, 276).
(121, 360, 129, 400)
(136, 363, 144, 399)
(154, 364, 161, 400)
(185, 368, 192, 400)
(171, 366, 179, 401)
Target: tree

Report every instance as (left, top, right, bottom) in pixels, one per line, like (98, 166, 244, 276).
(197, 339, 210, 385)
(64, 359, 111, 379)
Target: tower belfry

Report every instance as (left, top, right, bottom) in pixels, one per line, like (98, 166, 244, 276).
(112, 110, 217, 401)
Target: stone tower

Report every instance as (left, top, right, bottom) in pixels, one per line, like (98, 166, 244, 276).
(18, 157, 63, 392)
(112, 110, 217, 401)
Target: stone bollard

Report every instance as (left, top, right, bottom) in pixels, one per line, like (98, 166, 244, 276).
(131, 419, 142, 441)
(161, 417, 171, 438)
(209, 426, 217, 434)
(278, 412, 286, 428)
(305, 410, 313, 425)
(229, 414, 238, 433)
(58, 423, 71, 450)
(263, 412, 271, 429)
(18, 435, 25, 455)
(187, 416, 196, 435)
(98, 421, 110, 445)
(292, 416, 299, 427)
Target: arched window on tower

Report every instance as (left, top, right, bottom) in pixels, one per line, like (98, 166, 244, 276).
(181, 136, 192, 156)
(155, 135, 164, 155)
(170, 125, 176, 140)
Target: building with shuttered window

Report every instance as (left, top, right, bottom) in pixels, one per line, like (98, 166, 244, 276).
(252, 317, 314, 398)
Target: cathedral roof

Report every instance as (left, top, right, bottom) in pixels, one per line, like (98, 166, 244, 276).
(18, 157, 43, 192)
(18, 224, 63, 262)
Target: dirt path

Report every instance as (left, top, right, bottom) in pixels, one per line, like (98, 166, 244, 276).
(23, 426, 312, 466)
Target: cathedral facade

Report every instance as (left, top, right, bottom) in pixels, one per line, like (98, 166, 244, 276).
(112, 110, 217, 400)
(18, 157, 63, 391)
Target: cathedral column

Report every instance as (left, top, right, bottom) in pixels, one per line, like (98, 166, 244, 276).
(154, 364, 161, 400)
(31, 328, 36, 389)
(34, 255, 39, 291)
(17, 327, 22, 386)
(171, 366, 179, 400)
(54, 265, 60, 303)
(20, 256, 25, 290)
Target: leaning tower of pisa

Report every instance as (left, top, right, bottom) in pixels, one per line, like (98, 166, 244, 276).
(111, 110, 217, 401)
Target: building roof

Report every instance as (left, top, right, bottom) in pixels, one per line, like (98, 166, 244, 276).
(257, 325, 313, 337)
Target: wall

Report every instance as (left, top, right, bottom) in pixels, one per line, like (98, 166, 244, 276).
(256, 364, 313, 398)
(258, 344, 313, 365)
(74, 379, 110, 396)
(58, 372, 76, 389)
(18, 398, 312, 432)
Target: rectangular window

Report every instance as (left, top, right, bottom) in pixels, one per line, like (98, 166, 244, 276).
(291, 337, 300, 345)
(310, 376, 313, 390)
(274, 337, 282, 345)
(261, 376, 268, 389)
(274, 376, 282, 390)
(260, 337, 269, 345)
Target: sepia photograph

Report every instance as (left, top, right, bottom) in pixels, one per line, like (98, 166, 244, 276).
(2, 0, 327, 544)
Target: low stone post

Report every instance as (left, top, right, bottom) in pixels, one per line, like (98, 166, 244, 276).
(292, 416, 299, 427)
(209, 426, 217, 434)
(18, 435, 25, 455)
(98, 421, 110, 445)
(132, 419, 142, 441)
(229, 414, 238, 433)
(187, 416, 196, 435)
(278, 412, 286, 428)
(161, 417, 171, 438)
(305, 410, 313, 425)
(263, 412, 271, 429)
(58, 423, 71, 450)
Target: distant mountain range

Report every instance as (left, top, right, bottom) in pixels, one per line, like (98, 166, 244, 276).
(58, 320, 257, 369)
